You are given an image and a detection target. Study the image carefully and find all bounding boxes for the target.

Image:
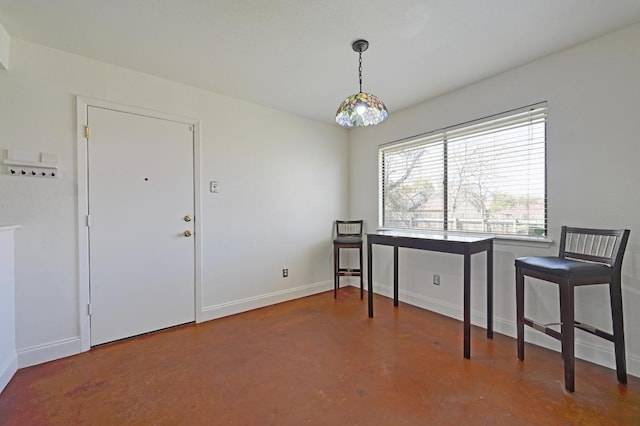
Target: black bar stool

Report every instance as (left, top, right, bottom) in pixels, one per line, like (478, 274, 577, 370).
(515, 226, 630, 392)
(333, 220, 363, 299)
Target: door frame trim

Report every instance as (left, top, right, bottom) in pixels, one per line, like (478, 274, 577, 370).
(76, 96, 203, 351)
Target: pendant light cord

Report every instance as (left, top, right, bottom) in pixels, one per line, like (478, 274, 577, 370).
(358, 51, 363, 93)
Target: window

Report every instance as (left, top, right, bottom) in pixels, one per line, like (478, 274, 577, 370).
(380, 103, 547, 238)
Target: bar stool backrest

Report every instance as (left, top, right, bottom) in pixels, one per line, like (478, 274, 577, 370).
(336, 220, 363, 238)
(560, 226, 630, 269)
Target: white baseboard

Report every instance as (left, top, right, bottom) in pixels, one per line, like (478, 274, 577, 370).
(0, 351, 18, 393)
(368, 281, 640, 378)
(517, 325, 640, 380)
(13, 282, 331, 369)
(371, 281, 465, 322)
(17, 337, 81, 368)
(200, 280, 332, 322)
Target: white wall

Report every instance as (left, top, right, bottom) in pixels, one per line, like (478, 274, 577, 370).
(349, 23, 640, 376)
(0, 39, 349, 367)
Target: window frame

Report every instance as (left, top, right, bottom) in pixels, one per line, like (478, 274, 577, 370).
(378, 102, 548, 240)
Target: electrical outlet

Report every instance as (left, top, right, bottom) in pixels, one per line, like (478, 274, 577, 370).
(433, 274, 440, 286)
(282, 268, 288, 278)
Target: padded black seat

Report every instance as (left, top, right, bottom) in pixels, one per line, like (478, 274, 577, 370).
(333, 220, 363, 299)
(333, 236, 362, 245)
(515, 256, 613, 278)
(515, 226, 630, 392)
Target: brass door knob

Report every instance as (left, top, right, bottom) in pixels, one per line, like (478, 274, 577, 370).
(184, 215, 192, 222)
(183, 230, 192, 237)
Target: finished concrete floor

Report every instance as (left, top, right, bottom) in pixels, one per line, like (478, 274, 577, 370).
(1, 287, 638, 425)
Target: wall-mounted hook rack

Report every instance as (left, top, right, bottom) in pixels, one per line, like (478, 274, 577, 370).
(3, 150, 59, 178)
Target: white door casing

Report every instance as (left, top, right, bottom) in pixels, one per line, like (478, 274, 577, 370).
(77, 98, 202, 348)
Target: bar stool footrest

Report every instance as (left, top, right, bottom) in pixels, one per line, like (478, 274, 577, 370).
(524, 318, 562, 340)
(337, 268, 362, 277)
(575, 321, 614, 341)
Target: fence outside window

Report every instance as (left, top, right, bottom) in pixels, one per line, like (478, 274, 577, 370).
(379, 103, 547, 238)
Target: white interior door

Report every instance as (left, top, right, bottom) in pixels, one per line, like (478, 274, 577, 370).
(87, 106, 195, 346)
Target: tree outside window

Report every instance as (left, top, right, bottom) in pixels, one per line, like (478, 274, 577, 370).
(380, 103, 547, 237)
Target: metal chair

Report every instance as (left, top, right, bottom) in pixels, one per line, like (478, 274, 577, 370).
(515, 226, 630, 392)
(333, 220, 363, 299)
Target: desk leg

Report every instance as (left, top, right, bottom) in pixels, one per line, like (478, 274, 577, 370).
(464, 248, 471, 359)
(334, 245, 339, 298)
(368, 241, 373, 318)
(487, 241, 494, 339)
(393, 245, 399, 307)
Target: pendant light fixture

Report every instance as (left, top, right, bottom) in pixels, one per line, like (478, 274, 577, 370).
(336, 39, 388, 127)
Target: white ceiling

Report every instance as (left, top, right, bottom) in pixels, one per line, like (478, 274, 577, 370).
(1, 0, 640, 125)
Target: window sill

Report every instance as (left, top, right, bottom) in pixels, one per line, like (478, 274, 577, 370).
(494, 234, 554, 248)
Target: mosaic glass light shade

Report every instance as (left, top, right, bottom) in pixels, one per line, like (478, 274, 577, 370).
(335, 92, 388, 127)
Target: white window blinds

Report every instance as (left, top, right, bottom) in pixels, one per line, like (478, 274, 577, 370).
(380, 103, 547, 237)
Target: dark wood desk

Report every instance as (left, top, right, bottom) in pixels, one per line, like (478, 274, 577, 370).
(367, 230, 494, 359)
